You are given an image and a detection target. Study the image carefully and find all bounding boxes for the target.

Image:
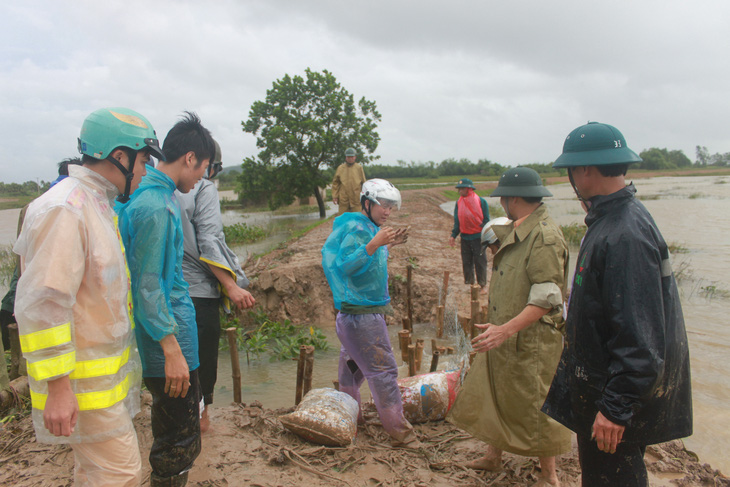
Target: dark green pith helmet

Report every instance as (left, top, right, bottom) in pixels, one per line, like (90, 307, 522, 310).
(553, 122, 642, 168)
(491, 167, 553, 198)
(455, 178, 476, 189)
(345, 148, 356, 157)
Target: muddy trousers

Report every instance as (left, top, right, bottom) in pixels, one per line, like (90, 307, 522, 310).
(71, 429, 142, 486)
(192, 297, 221, 406)
(577, 434, 648, 487)
(460, 237, 487, 287)
(144, 369, 202, 486)
(335, 312, 415, 443)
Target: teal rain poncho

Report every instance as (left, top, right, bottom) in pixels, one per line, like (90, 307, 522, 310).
(321, 212, 390, 310)
(116, 166, 199, 377)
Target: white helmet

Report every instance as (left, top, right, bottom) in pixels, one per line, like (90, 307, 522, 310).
(360, 178, 401, 210)
(481, 217, 512, 244)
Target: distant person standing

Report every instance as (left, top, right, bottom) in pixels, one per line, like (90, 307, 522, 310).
(448, 178, 490, 293)
(543, 122, 693, 486)
(332, 147, 366, 215)
(177, 139, 255, 433)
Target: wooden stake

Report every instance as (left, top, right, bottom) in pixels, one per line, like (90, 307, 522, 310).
(398, 330, 411, 363)
(302, 346, 315, 399)
(225, 327, 242, 404)
(441, 271, 450, 304)
(332, 380, 339, 391)
(415, 339, 425, 371)
(470, 284, 480, 302)
(431, 339, 438, 354)
(406, 264, 414, 326)
(458, 314, 470, 336)
(470, 299, 481, 339)
(446, 346, 455, 355)
(469, 351, 477, 365)
(437, 346, 447, 355)
(436, 305, 445, 338)
(295, 345, 307, 405)
(8, 324, 25, 380)
(401, 317, 412, 332)
(407, 344, 417, 377)
(429, 350, 441, 373)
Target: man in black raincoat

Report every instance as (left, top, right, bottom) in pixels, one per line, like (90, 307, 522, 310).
(542, 122, 692, 486)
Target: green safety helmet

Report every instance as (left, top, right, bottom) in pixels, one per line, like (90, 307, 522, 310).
(553, 122, 642, 168)
(78, 107, 164, 203)
(78, 107, 165, 162)
(207, 139, 223, 179)
(455, 178, 476, 189)
(491, 166, 553, 198)
(345, 148, 356, 157)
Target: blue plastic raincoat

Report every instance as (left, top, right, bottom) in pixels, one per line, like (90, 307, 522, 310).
(321, 212, 389, 309)
(116, 166, 199, 377)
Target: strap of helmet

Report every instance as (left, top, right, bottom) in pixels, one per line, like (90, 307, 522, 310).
(107, 148, 137, 203)
(567, 168, 591, 210)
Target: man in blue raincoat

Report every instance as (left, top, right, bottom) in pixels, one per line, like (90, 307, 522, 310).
(117, 112, 215, 487)
(321, 178, 419, 448)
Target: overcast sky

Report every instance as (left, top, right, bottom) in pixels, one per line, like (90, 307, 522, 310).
(2, 0, 729, 183)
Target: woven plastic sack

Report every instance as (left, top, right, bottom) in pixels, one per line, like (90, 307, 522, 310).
(279, 388, 359, 446)
(398, 370, 461, 423)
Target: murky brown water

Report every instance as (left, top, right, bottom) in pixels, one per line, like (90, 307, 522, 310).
(2, 175, 729, 473)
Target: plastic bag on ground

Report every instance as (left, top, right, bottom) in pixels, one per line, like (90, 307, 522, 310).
(398, 370, 461, 423)
(279, 388, 359, 446)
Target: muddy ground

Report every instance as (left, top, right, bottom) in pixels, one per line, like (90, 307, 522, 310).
(1, 184, 728, 486)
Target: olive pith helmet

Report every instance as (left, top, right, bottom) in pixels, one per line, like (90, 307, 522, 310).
(345, 148, 356, 157)
(455, 178, 476, 189)
(491, 167, 553, 198)
(207, 139, 223, 179)
(78, 107, 165, 161)
(553, 122, 642, 168)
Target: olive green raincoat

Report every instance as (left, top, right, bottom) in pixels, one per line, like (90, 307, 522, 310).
(332, 162, 366, 214)
(447, 204, 572, 457)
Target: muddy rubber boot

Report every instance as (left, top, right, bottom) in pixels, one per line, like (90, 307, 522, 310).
(150, 471, 189, 487)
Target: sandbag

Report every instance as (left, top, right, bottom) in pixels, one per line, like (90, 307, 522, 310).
(398, 369, 461, 423)
(279, 388, 359, 446)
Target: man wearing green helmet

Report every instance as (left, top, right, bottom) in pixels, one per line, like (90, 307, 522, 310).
(542, 122, 692, 486)
(448, 166, 570, 486)
(331, 147, 366, 215)
(13, 107, 162, 485)
(448, 178, 490, 293)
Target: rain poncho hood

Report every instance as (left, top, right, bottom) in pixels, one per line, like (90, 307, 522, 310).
(177, 179, 249, 302)
(14, 165, 141, 444)
(321, 212, 390, 309)
(543, 184, 693, 444)
(116, 166, 199, 377)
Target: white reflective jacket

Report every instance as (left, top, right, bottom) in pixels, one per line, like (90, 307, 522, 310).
(14, 165, 141, 444)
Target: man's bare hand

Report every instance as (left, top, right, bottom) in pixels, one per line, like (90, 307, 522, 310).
(44, 376, 78, 437)
(592, 411, 625, 454)
(392, 227, 409, 246)
(160, 334, 190, 398)
(367, 227, 395, 254)
(333, 198, 339, 205)
(471, 323, 510, 353)
(448, 236, 456, 248)
(226, 286, 256, 309)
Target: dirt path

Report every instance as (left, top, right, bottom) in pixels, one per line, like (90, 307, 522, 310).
(1, 183, 727, 486)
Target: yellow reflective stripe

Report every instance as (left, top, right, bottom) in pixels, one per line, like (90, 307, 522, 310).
(19, 323, 72, 353)
(200, 257, 236, 281)
(27, 351, 76, 381)
(114, 215, 135, 331)
(70, 346, 131, 380)
(31, 373, 133, 411)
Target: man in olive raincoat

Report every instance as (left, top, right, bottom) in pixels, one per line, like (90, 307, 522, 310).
(331, 147, 366, 214)
(448, 167, 571, 487)
(542, 122, 692, 486)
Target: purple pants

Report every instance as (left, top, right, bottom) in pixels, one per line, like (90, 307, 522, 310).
(336, 312, 414, 442)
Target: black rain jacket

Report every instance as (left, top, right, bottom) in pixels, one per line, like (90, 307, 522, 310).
(542, 184, 692, 444)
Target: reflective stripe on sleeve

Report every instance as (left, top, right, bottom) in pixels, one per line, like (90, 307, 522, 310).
(31, 372, 133, 411)
(70, 346, 131, 380)
(19, 322, 72, 353)
(27, 350, 76, 381)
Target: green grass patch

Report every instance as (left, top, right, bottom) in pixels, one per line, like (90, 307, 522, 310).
(688, 193, 703, 199)
(220, 309, 329, 361)
(223, 223, 267, 244)
(560, 222, 587, 246)
(668, 242, 689, 254)
(0, 195, 34, 210)
(0, 245, 16, 287)
(637, 194, 661, 201)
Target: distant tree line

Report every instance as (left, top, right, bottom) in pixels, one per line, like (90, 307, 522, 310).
(0, 180, 49, 197)
(695, 146, 730, 167)
(363, 158, 559, 180)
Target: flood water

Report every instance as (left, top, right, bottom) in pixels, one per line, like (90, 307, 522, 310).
(1, 175, 729, 473)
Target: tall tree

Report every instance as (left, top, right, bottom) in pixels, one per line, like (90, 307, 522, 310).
(240, 68, 381, 217)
